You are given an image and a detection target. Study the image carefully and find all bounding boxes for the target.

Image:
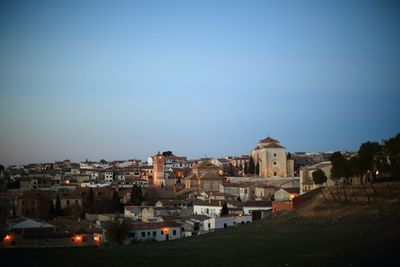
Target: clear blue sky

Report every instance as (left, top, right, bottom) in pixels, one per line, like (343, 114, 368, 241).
(1, 0, 399, 166)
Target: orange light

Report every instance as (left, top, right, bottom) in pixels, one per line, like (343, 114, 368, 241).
(376, 170, 379, 175)
(289, 194, 296, 200)
(4, 234, 12, 241)
(65, 180, 70, 184)
(74, 235, 82, 242)
(94, 236, 100, 242)
(162, 227, 169, 233)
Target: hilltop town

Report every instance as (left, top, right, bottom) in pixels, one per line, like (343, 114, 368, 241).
(1, 133, 398, 249)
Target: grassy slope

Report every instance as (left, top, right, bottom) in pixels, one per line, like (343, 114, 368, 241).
(2, 184, 400, 267)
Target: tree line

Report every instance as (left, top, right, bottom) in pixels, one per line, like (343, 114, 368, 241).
(312, 133, 400, 203)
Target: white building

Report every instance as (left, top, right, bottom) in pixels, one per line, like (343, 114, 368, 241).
(103, 170, 113, 182)
(251, 137, 294, 177)
(126, 222, 182, 242)
(193, 200, 227, 217)
(202, 215, 252, 232)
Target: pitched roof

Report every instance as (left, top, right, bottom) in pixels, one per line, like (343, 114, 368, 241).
(193, 161, 219, 170)
(260, 143, 285, 149)
(259, 136, 279, 143)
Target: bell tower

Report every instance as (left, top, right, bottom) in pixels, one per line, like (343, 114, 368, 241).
(153, 152, 165, 187)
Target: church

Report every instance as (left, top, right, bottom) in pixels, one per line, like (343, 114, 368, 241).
(183, 161, 225, 192)
(251, 137, 294, 177)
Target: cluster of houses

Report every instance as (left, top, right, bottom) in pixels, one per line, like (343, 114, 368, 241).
(1, 136, 343, 248)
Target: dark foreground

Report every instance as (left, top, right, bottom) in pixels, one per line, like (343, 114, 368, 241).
(1, 206, 399, 267)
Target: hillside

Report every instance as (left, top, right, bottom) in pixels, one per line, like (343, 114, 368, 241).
(2, 182, 400, 267)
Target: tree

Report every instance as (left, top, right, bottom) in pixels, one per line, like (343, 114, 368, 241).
(220, 202, 229, 216)
(162, 151, 173, 157)
(312, 169, 327, 201)
(255, 162, 260, 176)
(358, 141, 381, 182)
(383, 133, 400, 178)
(330, 152, 351, 202)
(248, 157, 255, 175)
(85, 188, 95, 214)
(112, 191, 123, 213)
(104, 216, 132, 245)
(55, 194, 62, 216)
(130, 185, 143, 206)
(0, 198, 10, 223)
(222, 164, 236, 176)
(99, 159, 108, 165)
(49, 200, 55, 218)
(243, 161, 248, 175)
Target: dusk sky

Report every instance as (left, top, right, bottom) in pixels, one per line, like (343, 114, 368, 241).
(1, 0, 399, 166)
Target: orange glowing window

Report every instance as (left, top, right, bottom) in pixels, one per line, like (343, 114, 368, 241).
(73, 235, 82, 242)
(289, 194, 296, 200)
(94, 236, 100, 242)
(162, 227, 169, 233)
(4, 234, 12, 241)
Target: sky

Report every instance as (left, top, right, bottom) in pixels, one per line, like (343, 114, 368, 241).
(0, 0, 399, 166)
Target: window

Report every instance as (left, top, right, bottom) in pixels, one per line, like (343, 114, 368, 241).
(273, 162, 277, 165)
(224, 223, 227, 228)
(67, 200, 70, 205)
(153, 231, 156, 237)
(274, 172, 277, 176)
(147, 232, 150, 236)
(75, 200, 78, 204)
(173, 230, 176, 235)
(274, 153, 276, 157)
(141, 232, 145, 237)
(161, 231, 164, 235)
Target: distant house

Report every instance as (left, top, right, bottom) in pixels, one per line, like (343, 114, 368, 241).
(184, 161, 225, 192)
(193, 200, 238, 217)
(220, 182, 252, 201)
(202, 215, 252, 232)
(2, 217, 100, 248)
(103, 169, 114, 183)
(53, 191, 83, 209)
(271, 187, 318, 213)
(241, 200, 272, 220)
(178, 215, 211, 236)
(274, 187, 300, 202)
(254, 184, 277, 200)
(126, 222, 182, 242)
